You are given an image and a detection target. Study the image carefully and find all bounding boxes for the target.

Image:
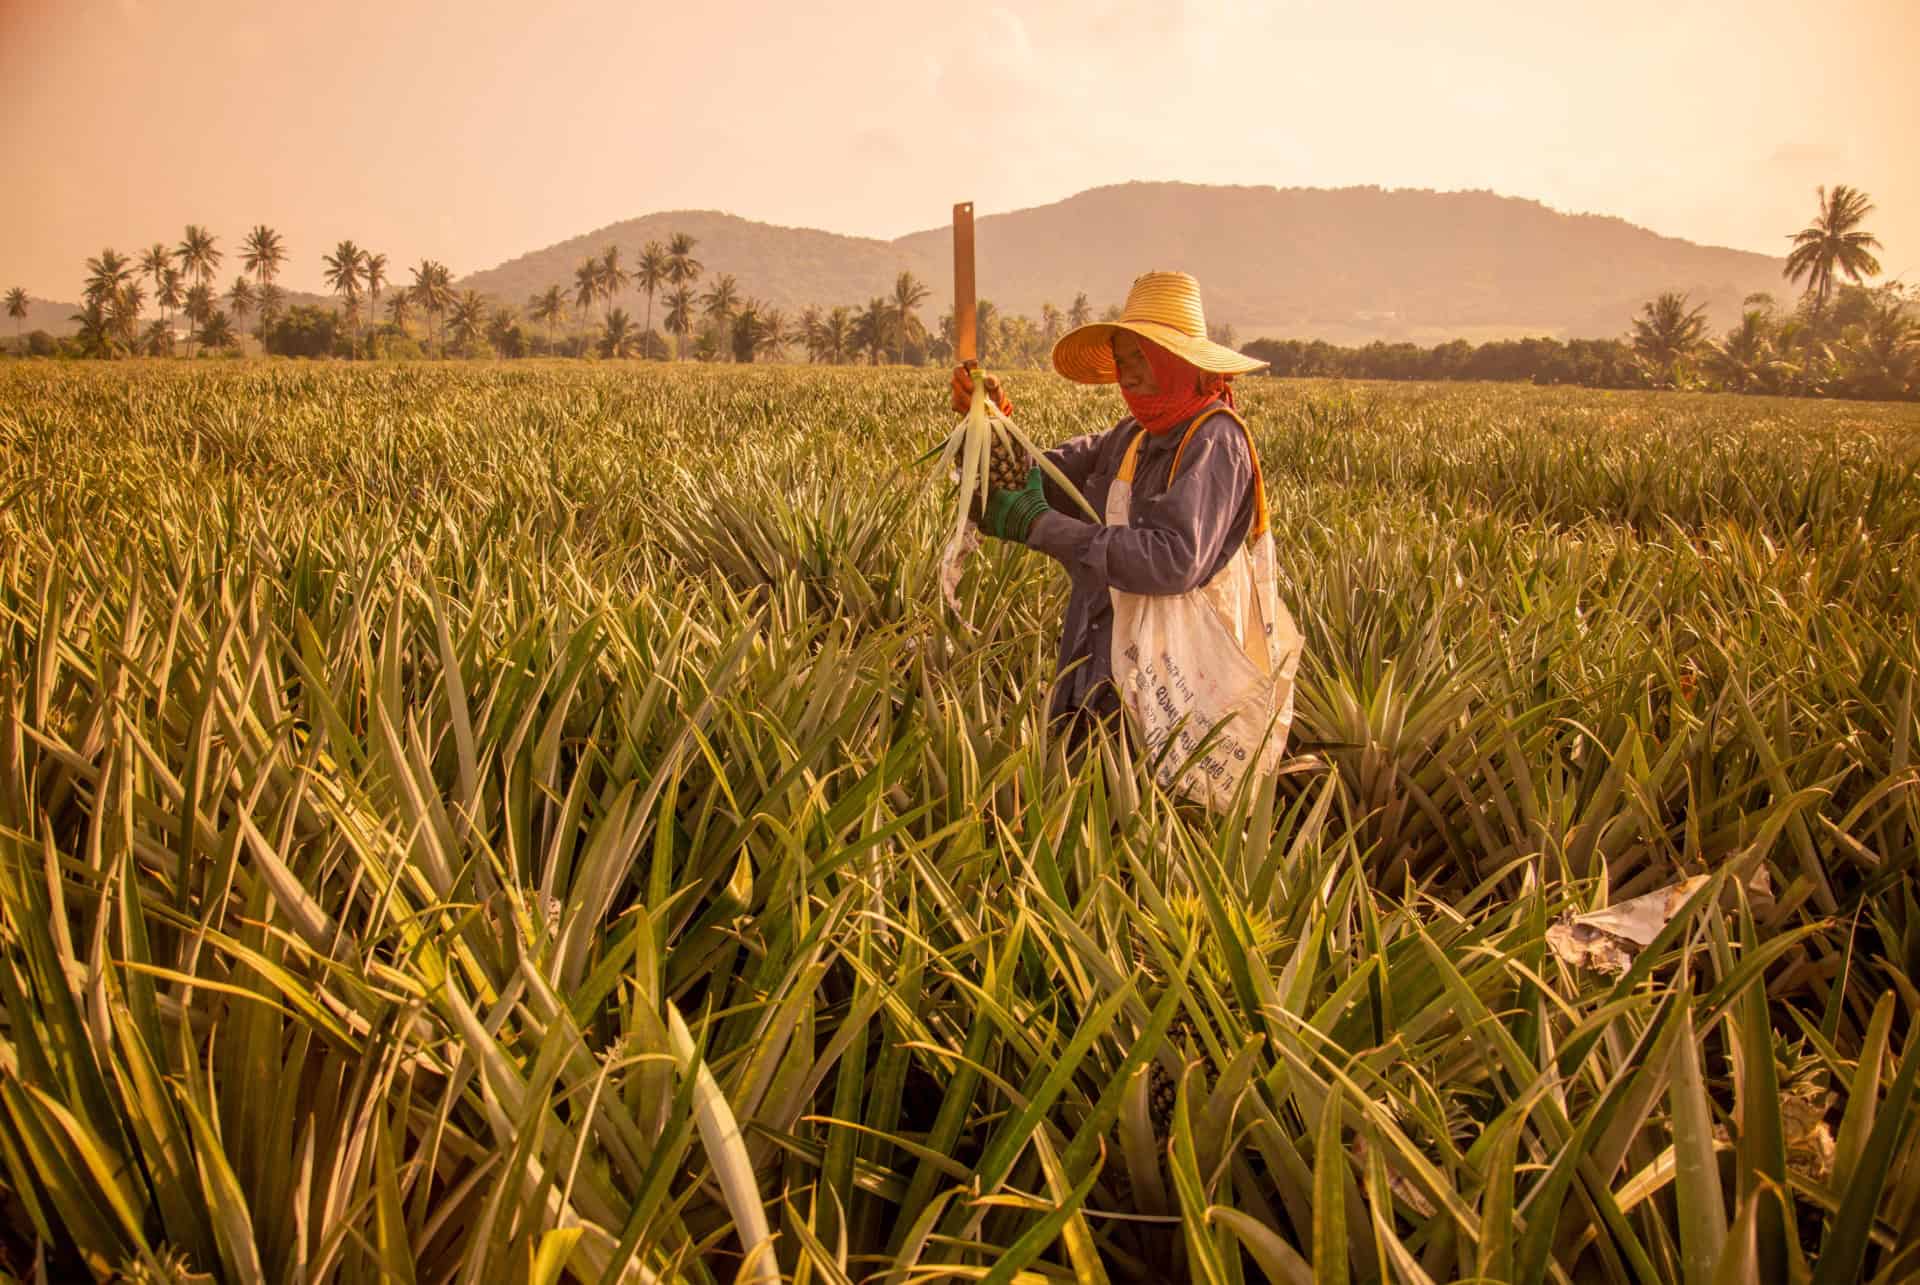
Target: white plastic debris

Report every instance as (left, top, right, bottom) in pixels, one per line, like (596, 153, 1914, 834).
(1546, 875, 1709, 974)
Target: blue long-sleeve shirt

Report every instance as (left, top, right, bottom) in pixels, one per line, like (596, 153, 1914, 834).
(1025, 403, 1256, 722)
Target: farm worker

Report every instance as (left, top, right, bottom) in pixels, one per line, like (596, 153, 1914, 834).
(950, 270, 1284, 757)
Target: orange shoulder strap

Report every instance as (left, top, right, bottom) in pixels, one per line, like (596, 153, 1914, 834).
(1116, 429, 1147, 485)
(1169, 406, 1268, 542)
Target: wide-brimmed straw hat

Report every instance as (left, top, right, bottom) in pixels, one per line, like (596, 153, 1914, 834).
(1051, 270, 1267, 384)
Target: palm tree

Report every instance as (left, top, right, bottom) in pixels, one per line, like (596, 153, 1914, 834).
(597, 246, 629, 324)
(175, 225, 221, 292)
(139, 243, 172, 287)
(110, 280, 145, 353)
(256, 282, 283, 339)
(84, 248, 134, 308)
(973, 299, 999, 363)
(1000, 314, 1038, 367)
(1784, 185, 1882, 329)
(323, 240, 367, 358)
(157, 270, 184, 341)
(1630, 291, 1709, 387)
(1039, 301, 1063, 352)
(755, 305, 786, 362)
(666, 233, 702, 287)
(792, 306, 822, 362)
(819, 306, 854, 364)
(241, 225, 286, 333)
(662, 285, 695, 358)
(529, 286, 567, 355)
(358, 252, 389, 356)
(601, 308, 642, 358)
(729, 305, 756, 363)
(891, 270, 932, 363)
(242, 225, 285, 286)
(5, 287, 27, 350)
(1067, 292, 1092, 329)
(227, 276, 256, 345)
(410, 260, 454, 357)
(487, 306, 522, 358)
(1706, 310, 1782, 393)
(386, 291, 413, 338)
(142, 320, 174, 357)
(729, 300, 781, 363)
(446, 290, 488, 356)
(636, 241, 668, 353)
(665, 234, 703, 356)
(853, 297, 891, 365)
(139, 245, 173, 336)
(340, 296, 364, 358)
(572, 259, 600, 346)
(364, 252, 388, 320)
(183, 283, 215, 357)
(700, 273, 740, 359)
(198, 310, 236, 351)
(71, 300, 120, 358)
(147, 263, 180, 339)
(1838, 294, 1918, 399)
(84, 250, 138, 354)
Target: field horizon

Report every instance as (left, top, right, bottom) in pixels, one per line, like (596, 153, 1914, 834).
(6, 181, 1790, 345)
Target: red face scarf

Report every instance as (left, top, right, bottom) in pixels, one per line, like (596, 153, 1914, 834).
(1119, 337, 1236, 433)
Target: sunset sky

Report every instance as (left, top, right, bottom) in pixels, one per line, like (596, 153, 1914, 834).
(2, 0, 1914, 300)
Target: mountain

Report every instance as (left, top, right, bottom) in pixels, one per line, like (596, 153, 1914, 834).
(891, 183, 1785, 343)
(458, 211, 929, 330)
(6, 295, 87, 337)
(13, 184, 1790, 344)
(5, 287, 334, 341)
(470, 184, 1782, 343)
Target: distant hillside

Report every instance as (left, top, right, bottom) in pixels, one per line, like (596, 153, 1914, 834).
(472, 184, 1783, 343)
(456, 211, 938, 329)
(886, 183, 1786, 342)
(6, 287, 333, 340)
(15, 183, 1790, 344)
(6, 296, 83, 337)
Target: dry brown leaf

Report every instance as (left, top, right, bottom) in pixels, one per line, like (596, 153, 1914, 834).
(1782, 1082, 1836, 1183)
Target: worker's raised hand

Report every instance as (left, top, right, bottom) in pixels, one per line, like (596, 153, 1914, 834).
(950, 365, 1011, 417)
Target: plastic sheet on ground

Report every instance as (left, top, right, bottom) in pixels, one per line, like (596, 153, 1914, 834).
(1545, 875, 1710, 975)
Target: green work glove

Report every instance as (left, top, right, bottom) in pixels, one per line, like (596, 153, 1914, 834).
(982, 468, 1051, 543)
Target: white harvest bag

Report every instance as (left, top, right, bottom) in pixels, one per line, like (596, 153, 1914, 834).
(1107, 408, 1304, 810)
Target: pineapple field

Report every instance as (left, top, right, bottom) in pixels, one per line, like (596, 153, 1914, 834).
(2, 360, 1918, 1284)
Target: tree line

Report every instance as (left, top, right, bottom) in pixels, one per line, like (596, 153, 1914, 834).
(5, 185, 1911, 399)
(1252, 186, 1914, 401)
(1248, 281, 1914, 401)
(0, 222, 1130, 368)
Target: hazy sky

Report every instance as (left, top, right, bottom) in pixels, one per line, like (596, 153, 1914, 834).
(3, 0, 1915, 298)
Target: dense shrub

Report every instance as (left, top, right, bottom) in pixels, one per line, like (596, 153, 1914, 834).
(262, 304, 342, 357)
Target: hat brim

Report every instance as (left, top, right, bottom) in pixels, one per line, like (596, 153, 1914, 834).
(1050, 320, 1268, 385)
